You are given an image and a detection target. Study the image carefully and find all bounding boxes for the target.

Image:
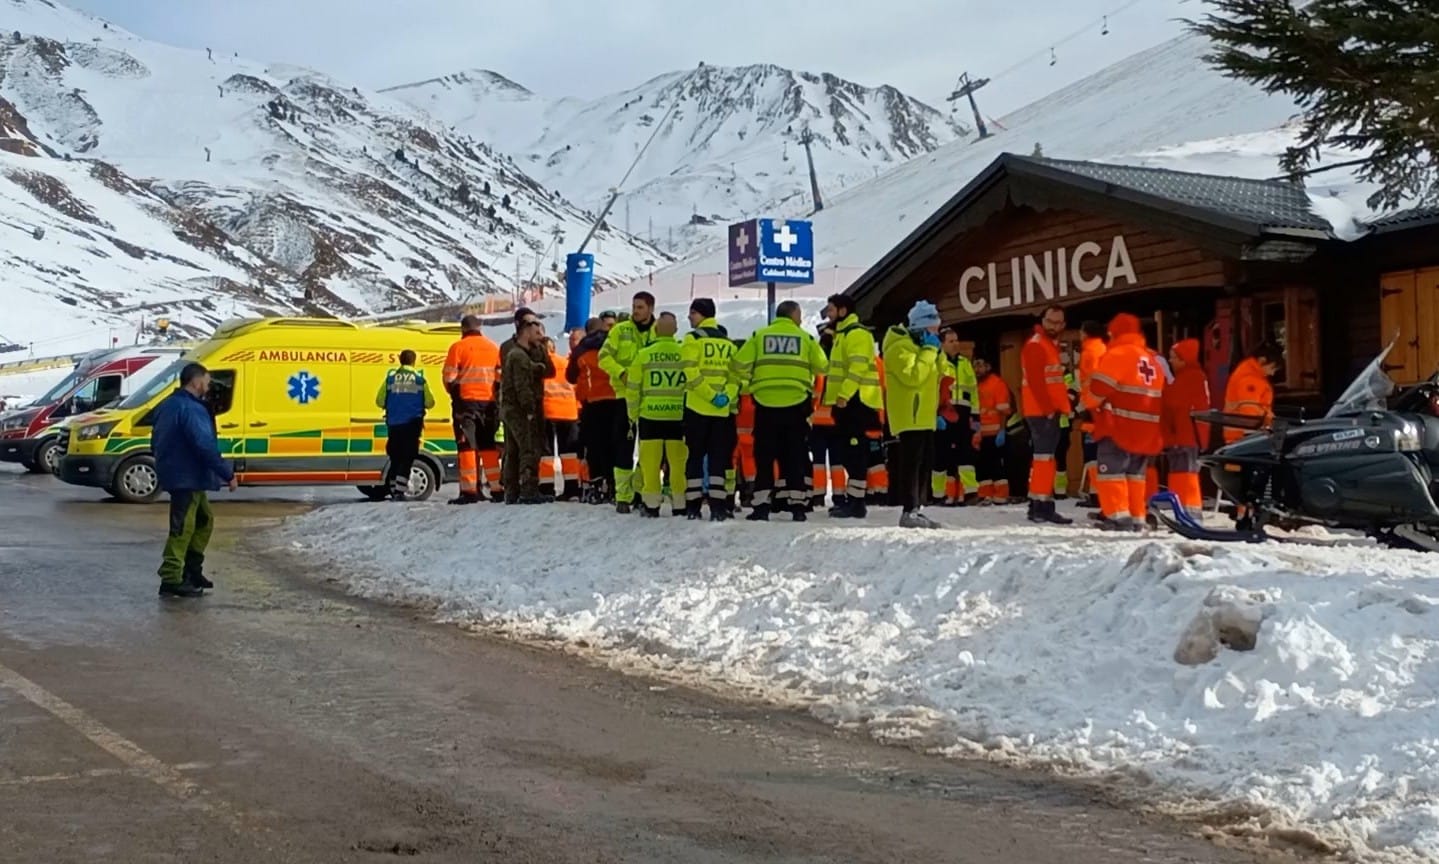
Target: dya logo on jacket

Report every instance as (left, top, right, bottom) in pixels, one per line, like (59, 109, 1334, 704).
(763, 335, 802, 355)
(647, 369, 687, 387)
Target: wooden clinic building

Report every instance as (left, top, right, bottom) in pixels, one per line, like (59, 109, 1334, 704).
(847, 153, 1439, 418)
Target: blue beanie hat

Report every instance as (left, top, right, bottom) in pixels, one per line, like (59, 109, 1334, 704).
(907, 300, 941, 330)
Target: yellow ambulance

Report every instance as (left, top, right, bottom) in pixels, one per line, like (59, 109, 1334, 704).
(58, 318, 461, 503)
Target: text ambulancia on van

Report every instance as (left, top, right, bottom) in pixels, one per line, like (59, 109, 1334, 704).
(59, 318, 461, 503)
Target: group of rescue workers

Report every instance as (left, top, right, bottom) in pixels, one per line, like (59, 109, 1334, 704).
(376, 290, 1282, 531)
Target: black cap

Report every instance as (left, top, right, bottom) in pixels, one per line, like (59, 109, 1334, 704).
(689, 298, 716, 319)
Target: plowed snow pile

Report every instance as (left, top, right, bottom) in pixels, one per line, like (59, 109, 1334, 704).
(280, 502, 1439, 860)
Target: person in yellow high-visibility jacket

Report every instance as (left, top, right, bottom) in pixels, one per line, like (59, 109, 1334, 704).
(821, 293, 883, 519)
(933, 328, 979, 505)
(730, 300, 828, 522)
(625, 313, 688, 517)
(680, 298, 739, 521)
(597, 291, 658, 513)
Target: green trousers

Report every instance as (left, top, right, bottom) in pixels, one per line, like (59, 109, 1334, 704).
(158, 490, 214, 585)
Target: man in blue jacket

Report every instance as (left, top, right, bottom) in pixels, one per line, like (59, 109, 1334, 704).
(152, 362, 236, 598)
(376, 349, 436, 501)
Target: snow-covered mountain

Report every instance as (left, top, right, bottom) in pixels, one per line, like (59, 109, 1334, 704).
(0, 0, 666, 355)
(625, 32, 1309, 304)
(383, 63, 967, 255)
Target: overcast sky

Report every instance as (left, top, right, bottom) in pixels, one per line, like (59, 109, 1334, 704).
(63, 0, 1201, 114)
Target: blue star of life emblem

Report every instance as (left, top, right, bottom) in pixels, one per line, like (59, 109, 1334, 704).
(287, 370, 320, 404)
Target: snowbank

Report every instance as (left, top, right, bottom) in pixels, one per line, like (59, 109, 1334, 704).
(278, 502, 1439, 860)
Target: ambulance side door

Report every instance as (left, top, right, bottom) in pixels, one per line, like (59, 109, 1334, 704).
(242, 357, 351, 483)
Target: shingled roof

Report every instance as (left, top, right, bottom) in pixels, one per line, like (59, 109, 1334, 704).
(1367, 205, 1439, 234)
(1031, 157, 1334, 232)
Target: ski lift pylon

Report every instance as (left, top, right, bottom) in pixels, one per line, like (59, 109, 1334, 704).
(1049, 47, 1057, 66)
(1101, 15, 1109, 35)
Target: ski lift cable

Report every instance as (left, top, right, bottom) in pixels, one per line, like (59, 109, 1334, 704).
(984, 0, 1147, 84)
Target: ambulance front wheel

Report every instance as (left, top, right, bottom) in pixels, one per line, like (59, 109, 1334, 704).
(111, 455, 161, 504)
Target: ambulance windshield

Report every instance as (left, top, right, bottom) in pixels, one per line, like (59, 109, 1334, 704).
(32, 367, 87, 407)
(118, 357, 184, 409)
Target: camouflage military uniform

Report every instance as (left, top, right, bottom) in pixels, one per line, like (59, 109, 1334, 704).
(500, 343, 553, 501)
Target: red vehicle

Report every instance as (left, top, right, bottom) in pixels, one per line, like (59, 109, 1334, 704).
(0, 346, 184, 474)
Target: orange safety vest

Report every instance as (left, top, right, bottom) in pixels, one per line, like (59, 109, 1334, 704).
(1222, 357, 1274, 444)
(1021, 327, 1070, 418)
(1085, 333, 1164, 455)
(811, 375, 835, 426)
(1078, 336, 1107, 434)
(543, 353, 579, 421)
(443, 332, 500, 401)
(977, 374, 1012, 436)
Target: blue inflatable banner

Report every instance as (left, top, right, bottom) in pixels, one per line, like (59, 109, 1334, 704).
(564, 253, 595, 333)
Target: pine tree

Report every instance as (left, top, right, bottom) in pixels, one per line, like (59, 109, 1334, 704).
(1189, 0, 1439, 210)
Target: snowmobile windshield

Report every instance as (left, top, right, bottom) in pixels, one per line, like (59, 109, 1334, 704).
(1326, 340, 1398, 418)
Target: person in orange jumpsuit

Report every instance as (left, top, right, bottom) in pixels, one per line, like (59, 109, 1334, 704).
(974, 357, 1012, 504)
(1161, 338, 1211, 518)
(1076, 320, 1108, 508)
(1223, 344, 1281, 443)
(442, 315, 501, 505)
(733, 391, 758, 507)
(541, 338, 582, 500)
(1020, 304, 1073, 524)
(1085, 313, 1165, 532)
(1222, 343, 1281, 527)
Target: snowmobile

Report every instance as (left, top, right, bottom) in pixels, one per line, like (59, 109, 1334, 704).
(1152, 340, 1439, 551)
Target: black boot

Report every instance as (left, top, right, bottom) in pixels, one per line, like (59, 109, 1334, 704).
(710, 501, 733, 522)
(183, 554, 212, 590)
(829, 499, 867, 519)
(1030, 500, 1073, 525)
(159, 581, 204, 599)
(448, 493, 480, 505)
(746, 504, 770, 522)
(686, 501, 703, 520)
(640, 506, 661, 518)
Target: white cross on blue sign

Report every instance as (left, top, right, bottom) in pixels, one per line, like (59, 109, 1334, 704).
(757, 218, 813, 285)
(728, 217, 814, 287)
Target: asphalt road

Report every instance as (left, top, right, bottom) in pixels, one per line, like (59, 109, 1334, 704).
(0, 467, 1288, 864)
